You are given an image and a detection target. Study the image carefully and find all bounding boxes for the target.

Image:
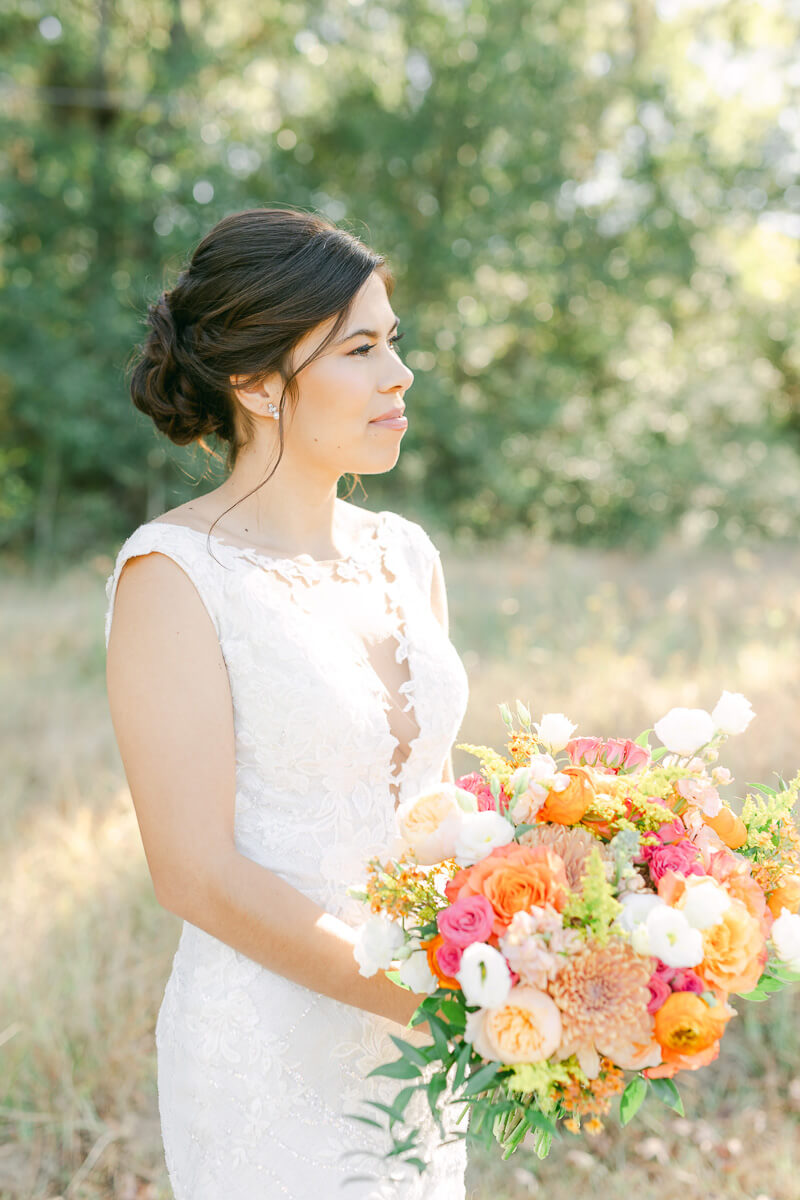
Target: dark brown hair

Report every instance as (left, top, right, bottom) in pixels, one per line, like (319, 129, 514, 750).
(127, 206, 394, 538)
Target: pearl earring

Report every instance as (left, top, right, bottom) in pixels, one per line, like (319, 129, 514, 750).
(266, 402, 279, 420)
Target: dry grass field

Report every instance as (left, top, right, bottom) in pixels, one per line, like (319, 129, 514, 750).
(2, 533, 799, 1199)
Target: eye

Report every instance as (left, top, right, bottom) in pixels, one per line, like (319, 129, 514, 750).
(350, 331, 406, 357)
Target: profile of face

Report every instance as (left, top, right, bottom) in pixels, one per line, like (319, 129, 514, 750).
(230, 270, 415, 479)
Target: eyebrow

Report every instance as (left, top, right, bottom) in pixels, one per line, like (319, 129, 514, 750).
(336, 314, 400, 344)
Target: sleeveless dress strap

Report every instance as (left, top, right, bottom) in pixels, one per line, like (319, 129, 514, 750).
(381, 511, 442, 598)
(104, 524, 224, 651)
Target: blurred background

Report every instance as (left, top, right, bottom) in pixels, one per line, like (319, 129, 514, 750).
(2, 0, 799, 1196)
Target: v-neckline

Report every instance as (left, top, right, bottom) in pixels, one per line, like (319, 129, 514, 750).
(142, 509, 421, 807)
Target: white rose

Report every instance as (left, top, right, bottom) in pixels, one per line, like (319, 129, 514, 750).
(653, 707, 716, 757)
(679, 876, 732, 930)
(771, 907, 800, 970)
(352, 914, 406, 978)
(453, 810, 516, 867)
(711, 691, 755, 736)
(456, 942, 513, 1008)
(615, 891, 665, 934)
(395, 784, 467, 864)
(397, 948, 439, 993)
(532, 713, 578, 753)
(634, 905, 704, 968)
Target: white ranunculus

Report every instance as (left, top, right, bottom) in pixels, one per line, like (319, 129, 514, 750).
(395, 784, 467, 864)
(653, 707, 716, 757)
(679, 876, 732, 930)
(615, 891, 665, 934)
(352, 914, 406, 978)
(397, 948, 439, 993)
(456, 942, 513, 1008)
(532, 713, 578, 753)
(636, 905, 705, 967)
(453, 810, 516, 866)
(711, 691, 755, 736)
(771, 907, 800, 971)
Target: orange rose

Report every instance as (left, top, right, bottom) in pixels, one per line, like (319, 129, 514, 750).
(697, 898, 767, 994)
(702, 806, 747, 850)
(444, 843, 569, 936)
(767, 874, 800, 918)
(537, 766, 596, 825)
(422, 933, 461, 991)
(653, 990, 734, 1063)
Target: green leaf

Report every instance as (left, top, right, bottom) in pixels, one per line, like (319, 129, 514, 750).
(737, 987, 771, 1002)
(402, 1157, 428, 1174)
(634, 728, 653, 747)
(648, 1076, 684, 1115)
(388, 1034, 431, 1067)
(439, 998, 467, 1029)
(619, 1075, 648, 1125)
(342, 1112, 385, 1129)
(367, 1058, 422, 1081)
(454, 1041, 473, 1089)
(461, 1061, 503, 1097)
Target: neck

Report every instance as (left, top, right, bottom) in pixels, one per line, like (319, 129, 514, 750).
(208, 441, 350, 559)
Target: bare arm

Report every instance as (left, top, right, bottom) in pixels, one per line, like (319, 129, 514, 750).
(105, 551, 426, 1031)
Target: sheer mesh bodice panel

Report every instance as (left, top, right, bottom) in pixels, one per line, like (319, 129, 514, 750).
(103, 506, 470, 1199)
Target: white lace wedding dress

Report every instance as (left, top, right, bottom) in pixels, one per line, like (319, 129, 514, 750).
(103, 504, 471, 1199)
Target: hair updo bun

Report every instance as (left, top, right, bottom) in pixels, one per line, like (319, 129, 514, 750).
(127, 206, 394, 476)
(131, 289, 235, 447)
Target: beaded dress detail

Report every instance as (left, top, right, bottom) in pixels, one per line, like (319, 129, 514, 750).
(103, 506, 470, 1199)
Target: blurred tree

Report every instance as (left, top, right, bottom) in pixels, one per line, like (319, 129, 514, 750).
(1, 0, 798, 561)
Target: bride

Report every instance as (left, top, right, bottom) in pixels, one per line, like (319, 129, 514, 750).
(104, 207, 471, 1197)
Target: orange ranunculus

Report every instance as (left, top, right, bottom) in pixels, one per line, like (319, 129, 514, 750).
(702, 806, 747, 850)
(422, 933, 462, 991)
(644, 1039, 721, 1078)
(724, 872, 772, 934)
(697, 898, 767, 994)
(444, 842, 569, 937)
(537, 766, 596, 825)
(653, 990, 734, 1064)
(767, 873, 800, 918)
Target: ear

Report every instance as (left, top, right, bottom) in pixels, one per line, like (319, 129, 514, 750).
(229, 374, 276, 419)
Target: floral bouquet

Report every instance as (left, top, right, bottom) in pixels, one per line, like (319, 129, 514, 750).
(346, 692, 800, 1174)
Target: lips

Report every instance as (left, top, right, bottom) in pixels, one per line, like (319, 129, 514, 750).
(370, 407, 405, 422)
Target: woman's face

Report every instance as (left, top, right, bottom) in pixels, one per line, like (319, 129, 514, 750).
(242, 270, 415, 480)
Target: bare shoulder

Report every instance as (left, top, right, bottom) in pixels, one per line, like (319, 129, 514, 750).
(149, 498, 213, 532)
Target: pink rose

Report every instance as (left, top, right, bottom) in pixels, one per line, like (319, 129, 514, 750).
(436, 893, 495, 947)
(619, 739, 652, 773)
(654, 817, 688, 845)
(642, 839, 705, 884)
(566, 736, 651, 774)
(670, 968, 704, 994)
(455, 772, 511, 815)
(565, 736, 604, 767)
(647, 969, 673, 1014)
(435, 940, 463, 978)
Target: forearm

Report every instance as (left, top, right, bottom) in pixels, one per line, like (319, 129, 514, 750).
(158, 848, 427, 1031)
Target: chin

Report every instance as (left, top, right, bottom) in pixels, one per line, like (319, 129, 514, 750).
(347, 446, 403, 475)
